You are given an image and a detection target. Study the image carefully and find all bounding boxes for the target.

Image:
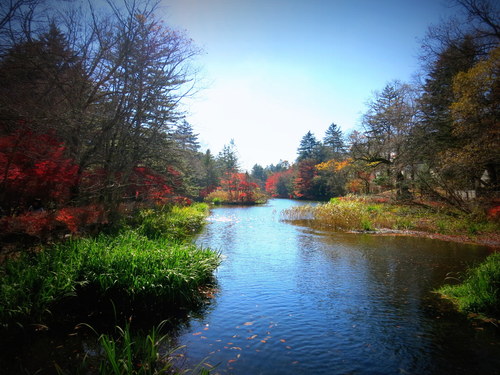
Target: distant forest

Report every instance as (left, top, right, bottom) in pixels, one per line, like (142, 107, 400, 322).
(0, 0, 498, 238)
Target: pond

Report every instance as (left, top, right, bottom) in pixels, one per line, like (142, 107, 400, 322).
(175, 199, 500, 375)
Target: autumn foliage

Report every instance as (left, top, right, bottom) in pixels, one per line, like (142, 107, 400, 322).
(0, 204, 108, 239)
(0, 127, 78, 212)
(128, 166, 177, 203)
(265, 169, 296, 198)
(206, 172, 265, 204)
(0, 126, 188, 239)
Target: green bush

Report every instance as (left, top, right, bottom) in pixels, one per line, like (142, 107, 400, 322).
(437, 252, 500, 318)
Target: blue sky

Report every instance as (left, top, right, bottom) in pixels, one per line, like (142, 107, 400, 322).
(159, 0, 459, 171)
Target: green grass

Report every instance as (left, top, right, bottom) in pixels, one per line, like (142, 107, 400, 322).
(0, 204, 220, 328)
(437, 252, 500, 319)
(96, 321, 178, 375)
(96, 322, 213, 375)
(52, 321, 213, 375)
(135, 203, 209, 241)
(79, 231, 220, 306)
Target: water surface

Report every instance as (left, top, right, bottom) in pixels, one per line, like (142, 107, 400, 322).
(176, 199, 500, 375)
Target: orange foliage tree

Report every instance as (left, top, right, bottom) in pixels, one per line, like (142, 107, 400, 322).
(265, 169, 296, 198)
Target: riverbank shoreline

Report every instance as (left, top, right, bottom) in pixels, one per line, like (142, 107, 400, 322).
(282, 195, 500, 250)
(354, 228, 500, 249)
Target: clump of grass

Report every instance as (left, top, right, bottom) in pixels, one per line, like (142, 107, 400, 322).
(54, 321, 212, 375)
(393, 217, 415, 230)
(0, 243, 85, 326)
(0, 205, 219, 328)
(96, 321, 176, 375)
(282, 195, 500, 236)
(136, 203, 209, 241)
(204, 190, 229, 205)
(79, 231, 220, 307)
(281, 196, 386, 231)
(437, 252, 500, 318)
(361, 219, 374, 231)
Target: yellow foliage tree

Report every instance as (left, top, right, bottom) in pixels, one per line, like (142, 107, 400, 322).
(447, 46, 500, 191)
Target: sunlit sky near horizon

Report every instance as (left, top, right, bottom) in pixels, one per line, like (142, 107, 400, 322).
(159, 0, 460, 171)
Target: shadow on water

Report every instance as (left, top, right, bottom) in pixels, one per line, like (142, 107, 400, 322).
(0, 283, 218, 374)
(175, 199, 500, 375)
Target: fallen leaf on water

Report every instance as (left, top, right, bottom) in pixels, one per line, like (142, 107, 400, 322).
(201, 336, 207, 339)
(203, 327, 209, 331)
(230, 347, 242, 350)
(227, 342, 233, 345)
(280, 339, 286, 343)
(261, 340, 267, 343)
(286, 346, 292, 349)
(228, 359, 237, 364)
(247, 335, 258, 340)
(192, 332, 202, 336)
(243, 322, 253, 326)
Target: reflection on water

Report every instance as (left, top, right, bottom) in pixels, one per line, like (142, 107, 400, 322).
(177, 199, 500, 375)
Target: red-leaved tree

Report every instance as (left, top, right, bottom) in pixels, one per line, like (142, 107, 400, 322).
(0, 127, 78, 213)
(294, 160, 317, 199)
(128, 166, 176, 204)
(265, 169, 296, 198)
(219, 172, 261, 203)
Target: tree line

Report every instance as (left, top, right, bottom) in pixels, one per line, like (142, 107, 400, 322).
(0, 0, 498, 240)
(251, 0, 499, 212)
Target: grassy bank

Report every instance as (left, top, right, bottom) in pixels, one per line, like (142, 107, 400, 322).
(437, 252, 500, 320)
(0, 203, 219, 373)
(0, 203, 219, 328)
(281, 195, 499, 240)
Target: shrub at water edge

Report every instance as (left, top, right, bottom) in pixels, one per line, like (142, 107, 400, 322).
(437, 252, 500, 319)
